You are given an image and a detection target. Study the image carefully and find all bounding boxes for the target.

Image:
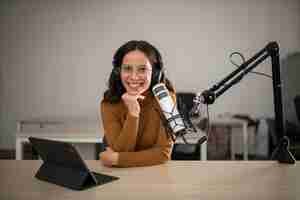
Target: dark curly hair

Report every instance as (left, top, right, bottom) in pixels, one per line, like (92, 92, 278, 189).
(103, 40, 175, 103)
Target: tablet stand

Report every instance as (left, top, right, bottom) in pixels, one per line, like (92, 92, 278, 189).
(35, 161, 97, 190)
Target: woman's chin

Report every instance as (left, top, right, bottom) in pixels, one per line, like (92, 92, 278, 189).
(126, 88, 146, 95)
(125, 89, 140, 95)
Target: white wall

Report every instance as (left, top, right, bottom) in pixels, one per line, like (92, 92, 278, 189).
(1, 0, 300, 149)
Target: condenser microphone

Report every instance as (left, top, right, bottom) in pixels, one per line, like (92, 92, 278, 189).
(152, 83, 187, 138)
(152, 83, 208, 145)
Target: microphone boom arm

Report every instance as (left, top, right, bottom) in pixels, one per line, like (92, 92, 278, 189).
(198, 41, 295, 164)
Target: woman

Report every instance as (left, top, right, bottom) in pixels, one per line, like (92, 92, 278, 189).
(100, 40, 176, 167)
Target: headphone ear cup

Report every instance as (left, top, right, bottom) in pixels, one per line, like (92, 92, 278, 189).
(151, 69, 162, 85)
(112, 67, 120, 76)
(153, 49, 163, 84)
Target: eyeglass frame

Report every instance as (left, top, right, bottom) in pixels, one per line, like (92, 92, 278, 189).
(120, 64, 152, 77)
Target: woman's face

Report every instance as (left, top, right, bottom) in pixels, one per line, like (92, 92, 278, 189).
(120, 50, 152, 95)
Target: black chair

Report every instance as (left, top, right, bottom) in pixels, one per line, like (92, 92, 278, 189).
(288, 95, 300, 159)
(171, 92, 202, 160)
(171, 142, 201, 160)
(295, 95, 300, 124)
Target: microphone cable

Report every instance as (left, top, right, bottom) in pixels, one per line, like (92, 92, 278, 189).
(229, 51, 272, 79)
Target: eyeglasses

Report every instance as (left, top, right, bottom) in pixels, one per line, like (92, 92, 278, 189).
(121, 64, 152, 77)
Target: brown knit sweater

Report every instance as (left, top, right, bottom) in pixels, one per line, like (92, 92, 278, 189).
(100, 92, 175, 167)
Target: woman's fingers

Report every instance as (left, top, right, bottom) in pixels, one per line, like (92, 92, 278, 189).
(137, 95, 145, 100)
(123, 93, 145, 100)
(106, 147, 113, 152)
(99, 148, 118, 167)
(121, 93, 144, 117)
(99, 151, 113, 167)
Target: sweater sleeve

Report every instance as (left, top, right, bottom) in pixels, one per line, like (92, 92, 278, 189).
(100, 101, 139, 152)
(117, 122, 174, 167)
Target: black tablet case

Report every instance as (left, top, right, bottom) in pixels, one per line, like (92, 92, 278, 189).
(29, 137, 119, 190)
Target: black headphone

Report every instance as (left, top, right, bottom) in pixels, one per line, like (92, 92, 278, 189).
(151, 48, 164, 86)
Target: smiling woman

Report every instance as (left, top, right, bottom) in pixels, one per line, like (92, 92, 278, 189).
(100, 40, 176, 167)
(120, 51, 153, 99)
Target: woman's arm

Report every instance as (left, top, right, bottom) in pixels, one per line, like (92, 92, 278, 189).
(101, 101, 139, 152)
(117, 123, 174, 167)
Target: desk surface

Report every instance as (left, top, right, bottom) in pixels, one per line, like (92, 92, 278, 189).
(0, 161, 298, 200)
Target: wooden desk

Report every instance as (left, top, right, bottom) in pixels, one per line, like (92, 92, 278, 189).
(0, 161, 298, 200)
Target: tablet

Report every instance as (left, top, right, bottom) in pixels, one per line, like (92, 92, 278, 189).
(29, 137, 119, 190)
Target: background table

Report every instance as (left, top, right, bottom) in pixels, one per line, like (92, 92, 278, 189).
(0, 160, 298, 200)
(15, 117, 249, 161)
(16, 131, 102, 160)
(177, 117, 249, 160)
(15, 120, 103, 160)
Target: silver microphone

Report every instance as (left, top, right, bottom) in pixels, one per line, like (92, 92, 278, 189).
(152, 83, 207, 145)
(152, 83, 186, 138)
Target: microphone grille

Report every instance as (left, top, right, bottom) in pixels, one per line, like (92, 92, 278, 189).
(152, 83, 165, 94)
(152, 83, 169, 100)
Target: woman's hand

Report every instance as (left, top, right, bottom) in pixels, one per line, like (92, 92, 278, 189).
(122, 93, 144, 117)
(99, 147, 119, 167)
